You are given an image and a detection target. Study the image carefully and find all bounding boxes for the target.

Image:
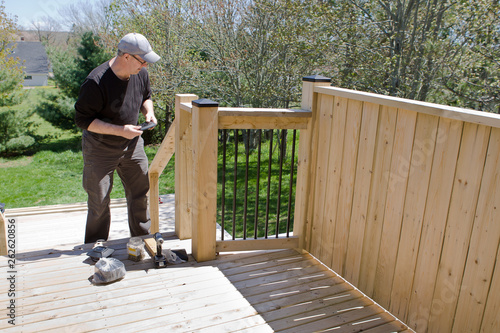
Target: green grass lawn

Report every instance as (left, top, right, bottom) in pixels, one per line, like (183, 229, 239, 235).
(217, 130, 297, 238)
(0, 86, 175, 209)
(0, 145, 175, 209)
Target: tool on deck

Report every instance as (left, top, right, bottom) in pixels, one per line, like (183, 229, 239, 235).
(153, 232, 168, 268)
(87, 239, 115, 262)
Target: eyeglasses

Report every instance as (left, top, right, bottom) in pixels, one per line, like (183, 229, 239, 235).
(130, 54, 147, 65)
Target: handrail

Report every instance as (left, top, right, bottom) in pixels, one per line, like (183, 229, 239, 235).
(180, 102, 312, 129)
(218, 106, 311, 116)
(181, 102, 312, 117)
(316, 85, 500, 128)
(218, 107, 311, 130)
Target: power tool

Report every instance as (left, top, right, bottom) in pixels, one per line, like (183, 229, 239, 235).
(153, 232, 168, 268)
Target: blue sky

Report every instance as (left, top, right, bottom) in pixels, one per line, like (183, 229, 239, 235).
(3, 0, 95, 30)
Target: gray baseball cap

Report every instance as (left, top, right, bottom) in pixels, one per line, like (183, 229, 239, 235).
(118, 33, 161, 64)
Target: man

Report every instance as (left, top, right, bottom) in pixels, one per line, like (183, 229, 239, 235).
(75, 33, 161, 244)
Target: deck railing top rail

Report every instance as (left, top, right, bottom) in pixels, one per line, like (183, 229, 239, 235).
(180, 102, 311, 117)
(316, 85, 500, 128)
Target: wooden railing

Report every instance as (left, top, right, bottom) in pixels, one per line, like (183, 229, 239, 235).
(148, 76, 500, 332)
(297, 80, 500, 333)
(148, 93, 312, 262)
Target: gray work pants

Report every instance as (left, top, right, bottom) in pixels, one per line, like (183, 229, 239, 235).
(82, 130, 150, 244)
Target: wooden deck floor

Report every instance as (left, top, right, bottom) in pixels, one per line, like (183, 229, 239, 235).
(0, 197, 411, 332)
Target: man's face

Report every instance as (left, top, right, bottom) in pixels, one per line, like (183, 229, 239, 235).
(127, 54, 148, 74)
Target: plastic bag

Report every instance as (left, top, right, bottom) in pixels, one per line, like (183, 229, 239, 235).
(92, 257, 126, 284)
(164, 249, 187, 264)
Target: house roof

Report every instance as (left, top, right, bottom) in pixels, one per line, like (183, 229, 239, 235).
(7, 41, 49, 74)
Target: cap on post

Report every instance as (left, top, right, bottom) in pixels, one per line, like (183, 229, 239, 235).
(302, 75, 331, 82)
(192, 99, 219, 108)
(118, 33, 161, 63)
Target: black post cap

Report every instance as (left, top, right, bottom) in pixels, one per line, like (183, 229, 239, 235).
(192, 99, 219, 107)
(302, 75, 331, 82)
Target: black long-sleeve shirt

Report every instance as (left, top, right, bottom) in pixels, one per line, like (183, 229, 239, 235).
(74, 61, 151, 133)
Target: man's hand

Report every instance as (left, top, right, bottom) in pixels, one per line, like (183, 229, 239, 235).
(145, 114, 157, 125)
(141, 99, 157, 126)
(122, 124, 143, 139)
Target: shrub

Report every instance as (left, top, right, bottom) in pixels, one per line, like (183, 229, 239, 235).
(4, 135, 36, 153)
(35, 92, 78, 132)
(0, 108, 38, 155)
(39, 32, 112, 133)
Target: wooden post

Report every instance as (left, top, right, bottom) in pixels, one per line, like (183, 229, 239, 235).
(294, 75, 331, 253)
(175, 94, 198, 239)
(149, 173, 160, 233)
(0, 210, 6, 256)
(191, 98, 219, 262)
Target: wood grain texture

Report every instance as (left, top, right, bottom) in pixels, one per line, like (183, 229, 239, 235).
(0, 237, 410, 332)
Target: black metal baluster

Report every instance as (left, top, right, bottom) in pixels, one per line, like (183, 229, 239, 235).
(221, 129, 227, 241)
(275, 130, 285, 238)
(287, 130, 297, 237)
(232, 129, 238, 240)
(243, 130, 250, 239)
(265, 130, 273, 238)
(254, 130, 262, 239)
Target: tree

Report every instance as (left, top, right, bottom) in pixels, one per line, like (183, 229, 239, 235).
(0, 0, 39, 155)
(37, 31, 112, 131)
(239, 0, 330, 108)
(117, 0, 330, 109)
(440, 0, 500, 113)
(31, 16, 62, 45)
(58, 0, 115, 38)
(321, 0, 500, 112)
(72, 32, 112, 97)
(100, 0, 500, 124)
(322, 0, 462, 101)
(105, 0, 204, 141)
(49, 31, 111, 100)
(0, 0, 24, 106)
(0, 50, 24, 106)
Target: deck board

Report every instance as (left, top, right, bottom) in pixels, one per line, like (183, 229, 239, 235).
(0, 198, 411, 332)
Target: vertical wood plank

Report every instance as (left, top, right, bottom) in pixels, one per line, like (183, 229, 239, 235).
(191, 101, 219, 262)
(481, 237, 500, 332)
(0, 210, 6, 256)
(309, 94, 335, 258)
(407, 118, 463, 332)
(175, 94, 197, 239)
(427, 123, 490, 333)
(389, 113, 439, 320)
(372, 109, 417, 309)
(319, 96, 347, 265)
(295, 79, 331, 252)
(149, 172, 160, 233)
(358, 106, 397, 296)
(344, 102, 380, 285)
(452, 127, 500, 332)
(331, 99, 363, 273)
